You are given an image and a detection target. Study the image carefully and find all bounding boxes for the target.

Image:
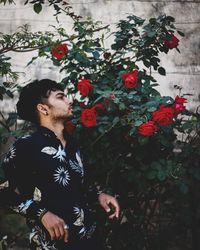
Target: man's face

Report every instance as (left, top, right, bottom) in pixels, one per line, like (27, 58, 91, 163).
(45, 90, 73, 121)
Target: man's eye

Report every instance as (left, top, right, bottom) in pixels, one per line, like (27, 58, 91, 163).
(58, 96, 64, 99)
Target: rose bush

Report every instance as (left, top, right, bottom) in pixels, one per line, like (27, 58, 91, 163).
(0, 2, 200, 250)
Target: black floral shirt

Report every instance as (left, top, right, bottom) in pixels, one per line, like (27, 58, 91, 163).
(0, 126, 100, 249)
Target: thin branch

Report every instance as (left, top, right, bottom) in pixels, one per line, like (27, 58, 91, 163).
(0, 25, 109, 54)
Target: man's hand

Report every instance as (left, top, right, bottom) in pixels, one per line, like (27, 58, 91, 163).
(98, 193, 120, 219)
(41, 211, 69, 242)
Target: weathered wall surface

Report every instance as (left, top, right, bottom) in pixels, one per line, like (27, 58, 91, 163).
(0, 0, 200, 112)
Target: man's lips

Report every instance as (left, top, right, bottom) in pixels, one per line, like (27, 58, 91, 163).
(69, 106, 73, 112)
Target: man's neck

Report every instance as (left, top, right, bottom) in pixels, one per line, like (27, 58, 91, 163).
(40, 120, 66, 145)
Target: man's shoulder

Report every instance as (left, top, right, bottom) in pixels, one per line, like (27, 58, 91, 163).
(14, 132, 38, 150)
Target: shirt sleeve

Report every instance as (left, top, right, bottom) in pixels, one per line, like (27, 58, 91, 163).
(0, 138, 47, 221)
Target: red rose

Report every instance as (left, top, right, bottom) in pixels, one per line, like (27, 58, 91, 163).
(65, 121, 76, 135)
(81, 108, 97, 128)
(77, 79, 93, 97)
(164, 34, 179, 49)
(152, 106, 174, 126)
(173, 95, 187, 115)
(122, 69, 139, 89)
(51, 43, 68, 60)
(138, 121, 158, 137)
(92, 103, 105, 114)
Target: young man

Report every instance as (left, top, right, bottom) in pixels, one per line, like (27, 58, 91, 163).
(0, 79, 120, 250)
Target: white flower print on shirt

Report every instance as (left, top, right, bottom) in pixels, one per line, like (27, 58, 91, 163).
(4, 146, 16, 163)
(41, 145, 66, 162)
(53, 166, 70, 186)
(33, 187, 42, 202)
(12, 199, 33, 214)
(69, 151, 84, 177)
(37, 208, 46, 218)
(73, 207, 84, 226)
(53, 145, 66, 162)
(41, 147, 57, 155)
(30, 226, 57, 250)
(21, 135, 31, 139)
(41, 240, 58, 250)
(73, 206, 86, 236)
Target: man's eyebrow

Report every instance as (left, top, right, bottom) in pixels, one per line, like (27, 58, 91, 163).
(55, 92, 65, 96)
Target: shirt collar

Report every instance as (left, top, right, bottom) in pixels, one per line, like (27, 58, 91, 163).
(37, 126, 70, 140)
(37, 126, 58, 139)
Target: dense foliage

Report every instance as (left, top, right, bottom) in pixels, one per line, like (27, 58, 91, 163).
(0, 1, 200, 250)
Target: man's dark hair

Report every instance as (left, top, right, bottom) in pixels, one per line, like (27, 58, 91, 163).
(16, 79, 64, 124)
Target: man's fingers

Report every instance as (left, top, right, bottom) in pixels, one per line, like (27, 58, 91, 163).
(109, 213, 117, 219)
(54, 227, 61, 239)
(102, 202, 111, 213)
(63, 229, 69, 243)
(48, 228, 56, 241)
(109, 199, 120, 218)
(58, 225, 66, 239)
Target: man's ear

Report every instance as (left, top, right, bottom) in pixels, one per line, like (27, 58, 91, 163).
(37, 103, 49, 116)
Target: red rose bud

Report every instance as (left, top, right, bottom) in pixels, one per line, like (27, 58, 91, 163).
(152, 107, 174, 126)
(103, 98, 110, 103)
(79, 102, 88, 108)
(174, 95, 187, 104)
(172, 96, 187, 116)
(173, 103, 186, 115)
(81, 108, 97, 128)
(77, 79, 93, 97)
(51, 43, 68, 60)
(92, 103, 105, 114)
(138, 121, 158, 137)
(65, 121, 76, 135)
(122, 69, 139, 89)
(109, 93, 116, 100)
(164, 34, 179, 49)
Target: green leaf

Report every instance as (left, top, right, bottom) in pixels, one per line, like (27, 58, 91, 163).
(182, 121, 193, 130)
(177, 30, 184, 37)
(138, 136, 149, 145)
(157, 169, 167, 181)
(166, 16, 175, 22)
(147, 107, 157, 112)
(179, 182, 189, 194)
(33, 3, 42, 14)
(147, 31, 156, 38)
(134, 120, 143, 127)
(158, 67, 166, 75)
(112, 117, 120, 126)
(149, 18, 156, 25)
(6, 89, 13, 98)
(0, 86, 6, 95)
(146, 170, 156, 180)
(92, 51, 100, 59)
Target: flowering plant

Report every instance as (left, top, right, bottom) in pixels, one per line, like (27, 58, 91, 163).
(0, 2, 200, 249)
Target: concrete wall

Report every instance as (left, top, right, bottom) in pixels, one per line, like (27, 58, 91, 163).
(0, 0, 200, 112)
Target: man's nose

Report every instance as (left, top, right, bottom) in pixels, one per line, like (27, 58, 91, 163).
(65, 94, 73, 105)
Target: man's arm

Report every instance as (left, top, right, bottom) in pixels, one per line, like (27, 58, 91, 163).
(0, 138, 69, 242)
